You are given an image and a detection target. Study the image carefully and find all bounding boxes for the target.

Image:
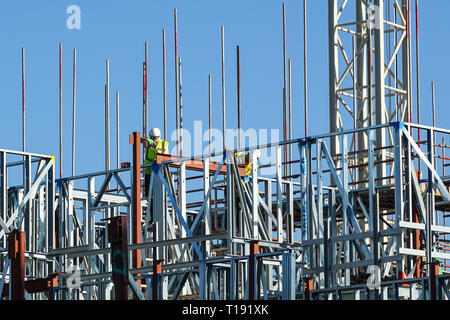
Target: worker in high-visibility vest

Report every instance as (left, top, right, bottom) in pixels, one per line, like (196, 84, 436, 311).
(142, 127, 169, 198)
(235, 150, 260, 182)
(235, 152, 252, 182)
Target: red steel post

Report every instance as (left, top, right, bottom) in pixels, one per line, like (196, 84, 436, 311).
(430, 261, 440, 300)
(304, 277, 314, 300)
(129, 132, 142, 287)
(8, 230, 25, 300)
(249, 240, 259, 300)
(152, 259, 162, 300)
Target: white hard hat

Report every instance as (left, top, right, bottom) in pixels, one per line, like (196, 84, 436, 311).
(149, 128, 161, 140)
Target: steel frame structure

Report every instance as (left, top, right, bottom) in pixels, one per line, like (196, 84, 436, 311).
(0, 148, 55, 300)
(0, 121, 449, 300)
(329, 0, 412, 185)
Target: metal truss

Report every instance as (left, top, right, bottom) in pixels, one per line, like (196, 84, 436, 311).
(1, 122, 450, 300)
(329, 0, 411, 183)
(0, 149, 55, 300)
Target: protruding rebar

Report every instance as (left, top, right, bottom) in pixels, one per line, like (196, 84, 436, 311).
(432, 81, 436, 171)
(415, 0, 421, 174)
(221, 26, 226, 150)
(72, 49, 77, 177)
(303, 0, 308, 137)
(105, 59, 110, 172)
(288, 58, 292, 179)
(116, 91, 120, 170)
(237, 45, 241, 149)
(163, 29, 167, 142)
(178, 57, 183, 156)
(144, 42, 148, 139)
(174, 9, 180, 156)
(21, 48, 25, 152)
(209, 74, 212, 154)
(282, 3, 288, 178)
(432, 82, 436, 128)
(59, 43, 63, 179)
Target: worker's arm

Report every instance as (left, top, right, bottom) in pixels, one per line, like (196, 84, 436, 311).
(140, 137, 155, 148)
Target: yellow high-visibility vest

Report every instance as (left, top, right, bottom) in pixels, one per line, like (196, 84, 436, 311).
(235, 152, 253, 177)
(144, 138, 169, 173)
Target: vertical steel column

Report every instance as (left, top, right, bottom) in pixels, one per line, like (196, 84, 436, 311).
(328, 0, 339, 157)
(276, 146, 283, 242)
(47, 159, 55, 252)
(317, 139, 324, 285)
(221, 26, 226, 150)
(129, 132, 142, 286)
(300, 141, 307, 241)
(356, 0, 368, 176)
(87, 176, 96, 299)
(152, 165, 166, 298)
(341, 134, 350, 285)
(412, 169, 421, 277)
(108, 215, 129, 300)
(226, 152, 234, 255)
(374, 0, 386, 183)
(394, 123, 405, 276)
(329, 189, 337, 288)
(368, 129, 380, 298)
(152, 260, 162, 300)
(180, 161, 187, 239)
(251, 150, 259, 239)
(429, 260, 440, 300)
(264, 180, 274, 290)
(323, 190, 331, 289)
(0, 152, 6, 248)
(8, 230, 25, 300)
(24, 155, 31, 249)
(203, 158, 211, 255)
(248, 240, 259, 300)
(282, 251, 296, 300)
(306, 140, 314, 269)
(287, 181, 294, 244)
(426, 128, 435, 274)
(67, 182, 74, 269)
(199, 261, 207, 300)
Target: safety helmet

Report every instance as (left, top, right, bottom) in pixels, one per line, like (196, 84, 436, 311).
(149, 128, 161, 140)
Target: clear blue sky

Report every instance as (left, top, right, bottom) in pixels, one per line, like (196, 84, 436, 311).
(0, 0, 449, 177)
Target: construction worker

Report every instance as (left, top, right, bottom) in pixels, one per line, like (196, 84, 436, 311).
(235, 150, 260, 182)
(142, 127, 169, 198)
(235, 151, 252, 182)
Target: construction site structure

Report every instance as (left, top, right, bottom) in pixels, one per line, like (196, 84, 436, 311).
(0, 0, 449, 300)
